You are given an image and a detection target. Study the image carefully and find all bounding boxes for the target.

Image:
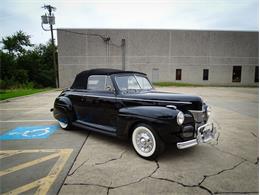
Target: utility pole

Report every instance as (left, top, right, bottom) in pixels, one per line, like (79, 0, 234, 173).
(121, 39, 126, 71)
(41, 5, 59, 88)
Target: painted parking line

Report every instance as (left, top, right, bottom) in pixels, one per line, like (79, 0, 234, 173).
(0, 119, 56, 123)
(0, 149, 73, 195)
(0, 108, 51, 111)
(0, 149, 61, 159)
(0, 153, 60, 176)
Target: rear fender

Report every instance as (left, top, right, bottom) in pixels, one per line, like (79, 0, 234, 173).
(53, 96, 75, 122)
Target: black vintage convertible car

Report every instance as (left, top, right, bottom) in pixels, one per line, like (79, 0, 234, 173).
(52, 69, 216, 159)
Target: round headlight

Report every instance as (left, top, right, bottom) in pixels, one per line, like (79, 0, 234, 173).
(207, 106, 211, 117)
(177, 111, 185, 125)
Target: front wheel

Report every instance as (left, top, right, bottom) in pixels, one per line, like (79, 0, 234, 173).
(131, 124, 164, 160)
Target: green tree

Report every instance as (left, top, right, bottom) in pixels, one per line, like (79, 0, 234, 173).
(0, 31, 55, 89)
(2, 30, 33, 55)
(36, 42, 56, 87)
(16, 41, 55, 87)
(0, 51, 16, 80)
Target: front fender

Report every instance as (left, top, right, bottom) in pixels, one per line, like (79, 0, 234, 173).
(119, 106, 179, 120)
(117, 106, 180, 139)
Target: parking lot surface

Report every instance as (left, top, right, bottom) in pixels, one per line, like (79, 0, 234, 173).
(0, 91, 89, 194)
(0, 87, 258, 195)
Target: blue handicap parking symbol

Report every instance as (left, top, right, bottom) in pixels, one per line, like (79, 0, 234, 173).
(0, 125, 58, 140)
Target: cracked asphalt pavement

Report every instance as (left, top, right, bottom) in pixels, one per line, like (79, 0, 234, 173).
(59, 87, 259, 195)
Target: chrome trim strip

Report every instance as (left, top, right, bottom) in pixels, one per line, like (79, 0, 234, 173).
(79, 94, 192, 104)
(166, 105, 177, 109)
(118, 98, 192, 104)
(189, 110, 204, 113)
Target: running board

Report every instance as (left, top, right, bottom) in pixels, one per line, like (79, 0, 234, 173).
(72, 121, 117, 137)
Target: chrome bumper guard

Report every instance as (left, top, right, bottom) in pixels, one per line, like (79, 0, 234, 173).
(177, 123, 217, 149)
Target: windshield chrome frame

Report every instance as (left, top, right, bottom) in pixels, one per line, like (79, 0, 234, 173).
(113, 74, 154, 93)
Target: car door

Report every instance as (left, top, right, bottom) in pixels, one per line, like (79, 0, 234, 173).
(79, 75, 117, 132)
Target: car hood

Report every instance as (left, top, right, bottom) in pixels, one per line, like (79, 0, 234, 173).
(120, 90, 203, 110)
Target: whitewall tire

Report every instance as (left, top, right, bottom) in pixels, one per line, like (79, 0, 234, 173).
(131, 124, 164, 160)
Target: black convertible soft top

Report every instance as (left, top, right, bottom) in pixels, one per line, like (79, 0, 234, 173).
(71, 68, 145, 89)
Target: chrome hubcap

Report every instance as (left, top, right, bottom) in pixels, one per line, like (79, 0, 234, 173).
(136, 131, 154, 153)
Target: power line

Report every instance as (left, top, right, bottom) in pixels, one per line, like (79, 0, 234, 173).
(58, 29, 110, 42)
(42, 27, 122, 48)
(58, 29, 122, 48)
(57, 29, 125, 69)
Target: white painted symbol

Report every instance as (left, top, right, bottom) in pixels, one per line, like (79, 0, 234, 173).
(22, 128, 50, 137)
(8, 132, 21, 135)
(7, 128, 51, 137)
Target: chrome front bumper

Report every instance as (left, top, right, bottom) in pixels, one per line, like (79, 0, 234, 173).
(177, 123, 217, 149)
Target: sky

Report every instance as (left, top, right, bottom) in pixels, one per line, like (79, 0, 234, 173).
(0, 0, 259, 45)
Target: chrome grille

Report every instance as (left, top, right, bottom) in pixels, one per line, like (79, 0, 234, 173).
(190, 110, 206, 123)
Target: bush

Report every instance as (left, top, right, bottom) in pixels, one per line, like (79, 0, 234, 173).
(0, 79, 36, 89)
(13, 69, 28, 83)
(0, 79, 17, 89)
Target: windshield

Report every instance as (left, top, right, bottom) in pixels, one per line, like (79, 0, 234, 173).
(115, 75, 153, 92)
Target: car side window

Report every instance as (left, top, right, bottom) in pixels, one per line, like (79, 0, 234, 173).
(87, 75, 114, 91)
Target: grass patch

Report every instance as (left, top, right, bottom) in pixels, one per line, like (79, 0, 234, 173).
(153, 82, 202, 87)
(153, 82, 258, 88)
(0, 88, 52, 101)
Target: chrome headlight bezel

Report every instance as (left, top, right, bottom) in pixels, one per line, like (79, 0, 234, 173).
(177, 111, 185, 125)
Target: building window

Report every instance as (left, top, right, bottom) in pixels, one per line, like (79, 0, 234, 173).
(255, 66, 259, 83)
(203, 69, 209, 80)
(176, 69, 182, 80)
(232, 66, 242, 82)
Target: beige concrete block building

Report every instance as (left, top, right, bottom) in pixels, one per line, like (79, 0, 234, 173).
(57, 29, 259, 88)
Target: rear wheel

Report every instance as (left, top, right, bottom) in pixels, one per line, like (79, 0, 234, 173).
(58, 117, 71, 130)
(132, 124, 164, 160)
